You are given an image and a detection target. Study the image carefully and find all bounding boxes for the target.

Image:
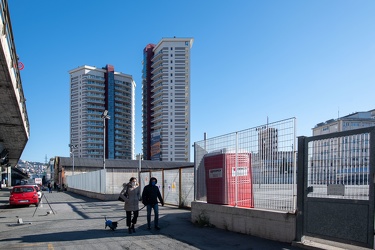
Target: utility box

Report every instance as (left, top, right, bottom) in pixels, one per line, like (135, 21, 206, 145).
(204, 152, 254, 208)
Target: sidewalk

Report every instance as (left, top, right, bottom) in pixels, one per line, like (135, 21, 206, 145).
(0, 187, 305, 250)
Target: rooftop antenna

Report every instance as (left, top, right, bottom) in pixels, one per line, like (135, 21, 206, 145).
(338, 107, 340, 119)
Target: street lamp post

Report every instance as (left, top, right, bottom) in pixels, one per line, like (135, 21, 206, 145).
(69, 144, 78, 175)
(137, 153, 143, 188)
(101, 110, 110, 169)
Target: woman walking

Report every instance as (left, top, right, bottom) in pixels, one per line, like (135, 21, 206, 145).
(119, 177, 140, 234)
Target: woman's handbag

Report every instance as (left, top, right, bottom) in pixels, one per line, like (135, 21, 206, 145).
(118, 186, 128, 202)
(118, 195, 125, 202)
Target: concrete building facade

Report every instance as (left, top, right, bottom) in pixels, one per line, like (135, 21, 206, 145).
(69, 65, 136, 160)
(142, 38, 193, 162)
(312, 109, 375, 136)
(311, 109, 375, 185)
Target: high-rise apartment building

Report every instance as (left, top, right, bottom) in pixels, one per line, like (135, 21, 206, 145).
(142, 38, 193, 161)
(69, 65, 136, 160)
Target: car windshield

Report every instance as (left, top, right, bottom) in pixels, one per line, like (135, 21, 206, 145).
(13, 187, 34, 193)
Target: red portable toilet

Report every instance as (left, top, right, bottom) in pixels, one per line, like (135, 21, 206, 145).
(204, 152, 254, 208)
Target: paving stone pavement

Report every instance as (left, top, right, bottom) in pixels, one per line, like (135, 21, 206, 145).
(0, 187, 306, 250)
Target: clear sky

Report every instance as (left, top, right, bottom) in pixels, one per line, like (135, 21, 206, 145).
(8, 0, 375, 163)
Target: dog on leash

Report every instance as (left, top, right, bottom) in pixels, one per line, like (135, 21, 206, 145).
(105, 217, 118, 231)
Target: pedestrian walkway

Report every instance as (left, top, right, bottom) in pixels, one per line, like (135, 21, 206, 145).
(0, 187, 306, 249)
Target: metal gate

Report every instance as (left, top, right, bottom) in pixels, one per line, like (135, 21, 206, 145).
(296, 127, 375, 249)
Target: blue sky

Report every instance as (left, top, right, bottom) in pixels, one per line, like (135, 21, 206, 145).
(8, 0, 375, 163)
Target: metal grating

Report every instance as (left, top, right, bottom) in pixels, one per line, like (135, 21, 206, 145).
(307, 132, 370, 200)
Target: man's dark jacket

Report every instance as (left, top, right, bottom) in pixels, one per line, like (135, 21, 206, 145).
(142, 177, 164, 206)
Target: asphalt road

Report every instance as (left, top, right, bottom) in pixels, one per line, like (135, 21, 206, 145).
(0, 188, 305, 250)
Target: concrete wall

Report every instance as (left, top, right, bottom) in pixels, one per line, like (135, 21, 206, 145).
(191, 201, 296, 243)
(67, 187, 118, 201)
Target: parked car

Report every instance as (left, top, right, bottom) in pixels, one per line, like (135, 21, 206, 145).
(9, 185, 40, 207)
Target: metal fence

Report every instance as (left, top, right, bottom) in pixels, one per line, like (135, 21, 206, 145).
(297, 126, 375, 249)
(140, 168, 194, 207)
(67, 167, 195, 207)
(307, 131, 371, 200)
(67, 169, 139, 194)
(194, 118, 297, 212)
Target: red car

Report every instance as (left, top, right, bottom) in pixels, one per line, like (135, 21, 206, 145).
(9, 185, 40, 207)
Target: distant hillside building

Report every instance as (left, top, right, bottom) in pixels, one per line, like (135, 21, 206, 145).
(142, 38, 193, 162)
(69, 65, 136, 160)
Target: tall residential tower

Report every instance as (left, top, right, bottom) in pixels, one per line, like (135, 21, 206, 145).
(142, 38, 193, 161)
(69, 65, 136, 160)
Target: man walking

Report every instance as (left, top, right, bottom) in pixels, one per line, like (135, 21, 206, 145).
(142, 177, 164, 230)
(47, 182, 52, 193)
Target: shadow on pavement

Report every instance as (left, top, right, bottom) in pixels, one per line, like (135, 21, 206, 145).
(1, 228, 143, 243)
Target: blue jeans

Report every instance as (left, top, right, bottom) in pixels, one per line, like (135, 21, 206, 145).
(146, 204, 159, 228)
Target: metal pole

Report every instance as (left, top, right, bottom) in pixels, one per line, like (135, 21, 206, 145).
(69, 144, 77, 176)
(293, 118, 297, 211)
(72, 151, 75, 176)
(138, 153, 142, 187)
(101, 110, 110, 170)
(235, 132, 238, 207)
(6, 166, 9, 187)
(103, 117, 106, 170)
(193, 142, 196, 201)
(0, 166, 2, 188)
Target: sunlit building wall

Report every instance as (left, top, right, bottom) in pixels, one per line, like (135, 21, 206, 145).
(142, 38, 193, 162)
(69, 65, 135, 160)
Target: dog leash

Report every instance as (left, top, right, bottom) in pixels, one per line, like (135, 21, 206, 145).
(116, 205, 147, 222)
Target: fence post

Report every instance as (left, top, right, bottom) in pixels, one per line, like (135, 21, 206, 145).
(179, 168, 182, 207)
(235, 132, 238, 207)
(193, 142, 197, 201)
(368, 129, 375, 247)
(296, 136, 306, 242)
